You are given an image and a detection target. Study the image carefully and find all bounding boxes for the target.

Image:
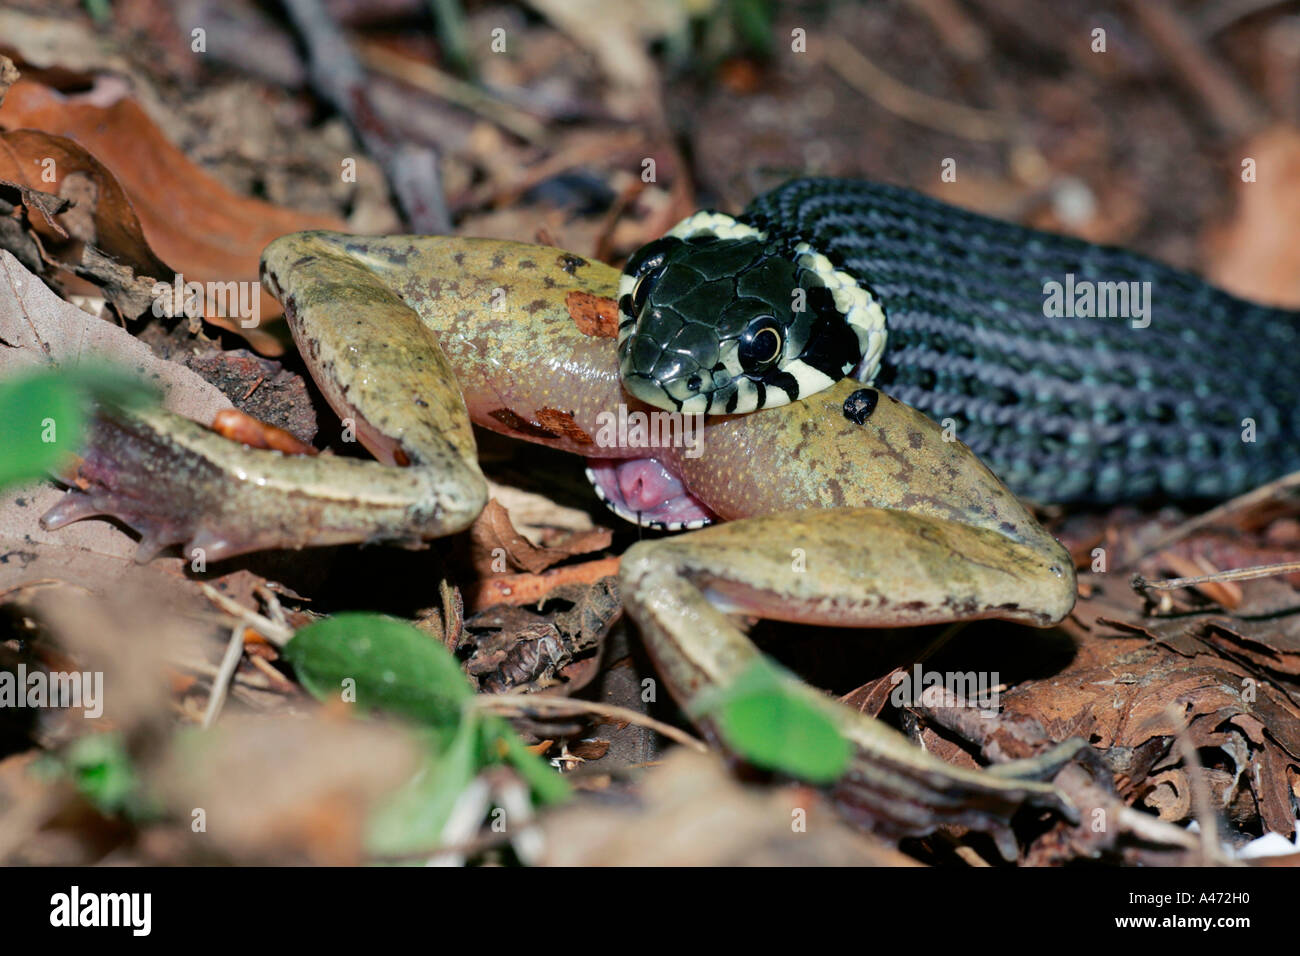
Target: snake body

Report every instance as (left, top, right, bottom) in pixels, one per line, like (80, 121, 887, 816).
(619, 178, 1300, 504)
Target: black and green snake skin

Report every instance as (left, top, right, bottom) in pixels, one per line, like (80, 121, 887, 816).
(736, 178, 1299, 503)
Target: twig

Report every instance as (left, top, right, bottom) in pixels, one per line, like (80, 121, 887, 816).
(1164, 704, 1234, 866)
(198, 583, 293, 647)
(202, 623, 247, 728)
(1125, 0, 1267, 139)
(591, 176, 647, 264)
(904, 0, 990, 61)
(464, 556, 621, 611)
(824, 35, 1015, 142)
(1132, 560, 1300, 592)
(1133, 471, 1300, 562)
(1117, 806, 1202, 850)
(426, 775, 492, 867)
(475, 692, 707, 752)
(253, 583, 290, 629)
(356, 39, 549, 145)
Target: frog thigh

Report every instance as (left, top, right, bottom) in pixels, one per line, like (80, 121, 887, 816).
(260, 231, 479, 469)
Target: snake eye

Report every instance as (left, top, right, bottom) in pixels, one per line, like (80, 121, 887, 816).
(738, 317, 783, 373)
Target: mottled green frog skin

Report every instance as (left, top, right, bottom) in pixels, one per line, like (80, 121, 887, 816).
(45, 231, 1081, 845)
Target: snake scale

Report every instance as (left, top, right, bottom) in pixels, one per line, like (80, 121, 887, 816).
(618, 178, 1300, 504)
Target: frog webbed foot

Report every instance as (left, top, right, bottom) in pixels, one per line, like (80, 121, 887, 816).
(40, 408, 235, 563)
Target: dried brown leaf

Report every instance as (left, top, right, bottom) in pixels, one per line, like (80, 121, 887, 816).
(0, 79, 345, 349)
(469, 498, 611, 575)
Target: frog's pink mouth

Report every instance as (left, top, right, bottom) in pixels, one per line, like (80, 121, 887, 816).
(584, 458, 717, 531)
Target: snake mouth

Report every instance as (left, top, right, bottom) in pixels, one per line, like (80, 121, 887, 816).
(618, 332, 812, 415)
(617, 337, 735, 414)
(584, 458, 716, 530)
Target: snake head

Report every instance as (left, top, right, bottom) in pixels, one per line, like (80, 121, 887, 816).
(616, 212, 887, 415)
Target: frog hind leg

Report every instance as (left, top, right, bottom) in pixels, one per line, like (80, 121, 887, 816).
(618, 506, 1080, 851)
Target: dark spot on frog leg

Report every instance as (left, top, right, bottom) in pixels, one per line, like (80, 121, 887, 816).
(843, 388, 879, 425)
(557, 253, 587, 275)
(488, 407, 563, 440)
(945, 596, 981, 616)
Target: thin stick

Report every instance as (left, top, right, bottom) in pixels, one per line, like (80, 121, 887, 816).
(1117, 806, 1202, 850)
(824, 35, 1014, 142)
(475, 692, 707, 752)
(1134, 471, 1300, 562)
(1126, 0, 1266, 139)
(202, 623, 247, 728)
(464, 556, 621, 611)
(1132, 561, 1300, 592)
(1164, 705, 1233, 866)
(198, 583, 293, 647)
(356, 39, 549, 145)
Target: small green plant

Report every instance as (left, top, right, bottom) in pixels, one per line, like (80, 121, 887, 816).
(0, 365, 154, 489)
(283, 612, 569, 857)
(693, 656, 852, 783)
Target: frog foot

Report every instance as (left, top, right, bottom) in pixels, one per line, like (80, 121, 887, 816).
(40, 408, 240, 563)
(40, 399, 486, 565)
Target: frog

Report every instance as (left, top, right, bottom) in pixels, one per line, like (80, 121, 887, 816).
(41, 230, 1086, 849)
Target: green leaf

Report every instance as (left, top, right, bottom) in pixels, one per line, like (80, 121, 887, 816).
(366, 722, 480, 857)
(285, 612, 571, 838)
(283, 612, 471, 730)
(0, 365, 156, 489)
(730, 0, 775, 55)
(0, 371, 85, 487)
(699, 658, 852, 784)
(62, 731, 151, 817)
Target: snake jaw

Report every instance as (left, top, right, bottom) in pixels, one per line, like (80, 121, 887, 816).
(617, 337, 762, 416)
